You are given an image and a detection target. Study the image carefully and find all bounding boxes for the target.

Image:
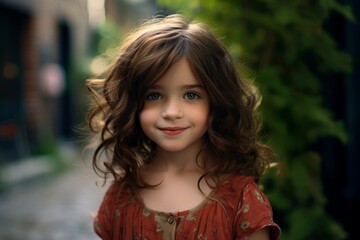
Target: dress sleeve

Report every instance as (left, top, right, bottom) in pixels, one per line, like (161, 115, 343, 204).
(93, 183, 119, 240)
(234, 181, 281, 240)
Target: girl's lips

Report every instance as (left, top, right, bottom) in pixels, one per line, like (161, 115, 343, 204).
(159, 127, 187, 136)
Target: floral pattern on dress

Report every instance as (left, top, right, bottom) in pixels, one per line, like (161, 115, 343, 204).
(94, 176, 281, 240)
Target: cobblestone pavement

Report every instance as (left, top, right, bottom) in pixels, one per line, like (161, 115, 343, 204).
(0, 161, 107, 240)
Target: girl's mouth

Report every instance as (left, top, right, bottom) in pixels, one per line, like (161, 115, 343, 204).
(159, 127, 187, 136)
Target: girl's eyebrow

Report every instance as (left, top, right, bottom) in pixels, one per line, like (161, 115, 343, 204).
(148, 84, 204, 90)
(182, 84, 204, 90)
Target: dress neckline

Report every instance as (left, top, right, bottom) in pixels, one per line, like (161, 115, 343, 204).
(139, 190, 215, 216)
(132, 174, 237, 216)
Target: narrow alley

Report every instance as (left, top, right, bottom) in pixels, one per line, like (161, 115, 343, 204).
(0, 155, 107, 240)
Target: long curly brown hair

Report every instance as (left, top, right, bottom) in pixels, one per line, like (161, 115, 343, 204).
(86, 14, 275, 190)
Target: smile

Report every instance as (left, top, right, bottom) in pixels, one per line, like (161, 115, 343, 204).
(159, 127, 188, 136)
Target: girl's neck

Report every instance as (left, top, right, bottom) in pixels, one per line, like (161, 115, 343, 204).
(150, 148, 207, 174)
(138, 146, 215, 213)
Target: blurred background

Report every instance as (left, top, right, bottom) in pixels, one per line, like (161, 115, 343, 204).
(0, 0, 358, 239)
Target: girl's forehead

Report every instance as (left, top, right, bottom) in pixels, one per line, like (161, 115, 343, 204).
(150, 58, 201, 86)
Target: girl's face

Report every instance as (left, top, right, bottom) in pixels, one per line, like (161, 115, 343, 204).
(139, 58, 209, 154)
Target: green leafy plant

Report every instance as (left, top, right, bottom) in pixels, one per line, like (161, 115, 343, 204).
(157, 0, 354, 239)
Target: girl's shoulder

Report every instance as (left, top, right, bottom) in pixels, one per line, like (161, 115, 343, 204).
(100, 180, 137, 209)
(217, 174, 255, 195)
(94, 181, 141, 238)
(214, 175, 270, 210)
(226, 175, 272, 208)
(217, 175, 281, 239)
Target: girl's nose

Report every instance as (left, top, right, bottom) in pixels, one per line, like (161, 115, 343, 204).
(161, 99, 184, 119)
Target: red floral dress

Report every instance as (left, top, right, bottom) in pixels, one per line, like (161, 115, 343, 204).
(94, 175, 280, 240)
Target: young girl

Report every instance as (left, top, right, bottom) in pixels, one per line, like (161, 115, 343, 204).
(87, 14, 280, 240)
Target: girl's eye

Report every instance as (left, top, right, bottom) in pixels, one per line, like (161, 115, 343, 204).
(184, 92, 200, 100)
(145, 92, 162, 100)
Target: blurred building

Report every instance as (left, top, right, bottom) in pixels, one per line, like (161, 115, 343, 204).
(0, 0, 163, 164)
(105, 0, 159, 29)
(0, 0, 90, 162)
